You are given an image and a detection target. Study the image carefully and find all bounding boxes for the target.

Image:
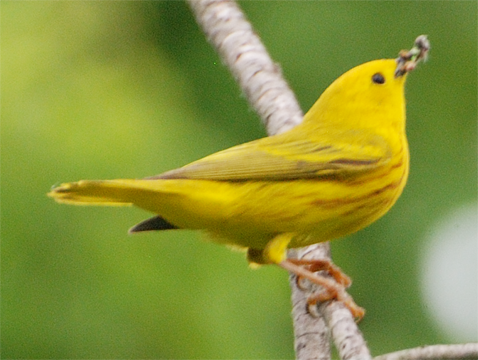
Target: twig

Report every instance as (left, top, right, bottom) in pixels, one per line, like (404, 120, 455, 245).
(186, 1, 370, 359)
(289, 246, 333, 360)
(294, 245, 371, 360)
(374, 343, 478, 360)
(187, 0, 303, 136)
(320, 299, 371, 360)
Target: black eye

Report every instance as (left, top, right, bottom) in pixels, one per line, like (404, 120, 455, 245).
(372, 73, 385, 84)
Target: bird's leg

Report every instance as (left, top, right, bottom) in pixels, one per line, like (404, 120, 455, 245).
(278, 258, 365, 320)
(248, 234, 364, 320)
(287, 258, 351, 287)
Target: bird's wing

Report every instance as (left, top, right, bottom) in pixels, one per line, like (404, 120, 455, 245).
(150, 131, 391, 181)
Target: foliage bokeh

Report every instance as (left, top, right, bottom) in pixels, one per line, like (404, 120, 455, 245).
(2, 1, 476, 358)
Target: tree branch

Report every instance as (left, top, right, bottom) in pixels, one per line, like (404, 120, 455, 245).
(187, 0, 303, 136)
(186, 1, 370, 359)
(320, 301, 371, 360)
(374, 343, 478, 360)
(293, 245, 371, 360)
(289, 247, 333, 360)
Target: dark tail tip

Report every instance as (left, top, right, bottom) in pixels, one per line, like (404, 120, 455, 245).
(129, 216, 179, 234)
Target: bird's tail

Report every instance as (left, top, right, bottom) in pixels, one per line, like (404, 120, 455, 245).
(48, 179, 185, 233)
(48, 179, 170, 207)
(48, 178, 234, 233)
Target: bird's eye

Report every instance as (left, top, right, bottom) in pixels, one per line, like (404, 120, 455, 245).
(372, 73, 385, 84)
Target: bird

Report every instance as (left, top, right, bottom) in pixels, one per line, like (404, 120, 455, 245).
(49, 36, 429, 319)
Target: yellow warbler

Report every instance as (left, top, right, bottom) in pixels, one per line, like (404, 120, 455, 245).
(49, 37, 429, 318)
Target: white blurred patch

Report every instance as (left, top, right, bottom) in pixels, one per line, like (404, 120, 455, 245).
(420, 204, 478, 341)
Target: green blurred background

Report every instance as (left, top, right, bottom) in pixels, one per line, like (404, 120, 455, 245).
(2, 1, 477, 358)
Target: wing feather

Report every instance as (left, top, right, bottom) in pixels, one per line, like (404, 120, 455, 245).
(149, 130, 390, 181)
